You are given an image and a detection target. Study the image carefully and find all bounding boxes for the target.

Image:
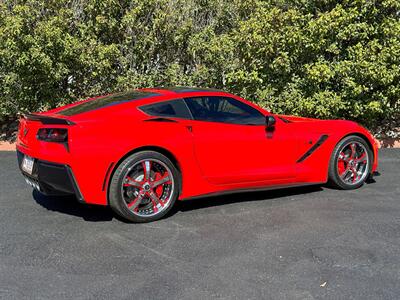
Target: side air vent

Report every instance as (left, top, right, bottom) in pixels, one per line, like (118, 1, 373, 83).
(297, 135, 329, 163)
(143, 118, 178, 123)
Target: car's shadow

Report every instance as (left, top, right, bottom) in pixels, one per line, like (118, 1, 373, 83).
(174, 185, 324, 213)
(33, 185, 324, 222)
(33, 190, 114, 222)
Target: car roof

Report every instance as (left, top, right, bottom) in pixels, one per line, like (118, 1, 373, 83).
(54, 87, 233, 117)
(139, 87, 222, 94)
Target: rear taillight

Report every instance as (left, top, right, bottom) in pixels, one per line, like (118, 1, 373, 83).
(37, 128, 68, 143)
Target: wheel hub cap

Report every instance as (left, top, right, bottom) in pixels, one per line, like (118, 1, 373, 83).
(121, 159, 174, 217)
(143, 183, 151, 191)
(337, 142, 369, 185)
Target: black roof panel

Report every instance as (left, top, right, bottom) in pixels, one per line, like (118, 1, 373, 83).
(156, 87, 222, 93)
(58, 90, 159, 116)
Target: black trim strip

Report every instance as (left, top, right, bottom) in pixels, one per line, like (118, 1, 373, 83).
(143, 117, 178, 123)
(278, 117, 291, 123)
(296, 134, 329, 163)
(25, 114, 75, 125)
(65, 166, 85, 203)
(181, 182, 325, 201)
(102, 162, 115, 191)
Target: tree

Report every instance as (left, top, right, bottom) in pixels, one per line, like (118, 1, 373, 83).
(1, 0, 399, 129)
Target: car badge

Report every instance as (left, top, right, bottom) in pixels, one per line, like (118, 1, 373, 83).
(23, 127, 29, 137)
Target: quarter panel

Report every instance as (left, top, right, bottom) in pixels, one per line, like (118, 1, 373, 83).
(68, 115, 212, 204)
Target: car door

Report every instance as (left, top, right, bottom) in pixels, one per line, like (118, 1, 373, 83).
(184, 96, 298, 185)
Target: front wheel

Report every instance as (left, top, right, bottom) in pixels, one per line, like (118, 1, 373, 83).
(109, 151, 181, 222)
(328, 135, 373, 190)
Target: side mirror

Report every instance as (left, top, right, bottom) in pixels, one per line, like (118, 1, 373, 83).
(266, 115, 276, 128)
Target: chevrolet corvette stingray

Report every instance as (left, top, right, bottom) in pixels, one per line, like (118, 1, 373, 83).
(16, 87, 379, 222)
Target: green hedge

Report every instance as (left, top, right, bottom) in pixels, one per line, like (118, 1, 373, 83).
(1, 0, 399, 128)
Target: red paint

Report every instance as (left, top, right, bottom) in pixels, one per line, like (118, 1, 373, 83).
(16, 89, 379, 205)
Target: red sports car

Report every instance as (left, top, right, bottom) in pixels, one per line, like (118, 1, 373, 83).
(16, 87, 379, 222)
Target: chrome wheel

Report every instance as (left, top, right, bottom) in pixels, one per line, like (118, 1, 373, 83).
(337, 141, 369, 185)
(121, 159, 174, 217)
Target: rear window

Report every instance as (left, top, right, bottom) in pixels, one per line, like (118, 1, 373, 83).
(139, 99, 192, 119)
(57, 90, 158, 116)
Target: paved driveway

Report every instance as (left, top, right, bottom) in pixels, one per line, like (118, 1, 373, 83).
(0, 150, 399, 299)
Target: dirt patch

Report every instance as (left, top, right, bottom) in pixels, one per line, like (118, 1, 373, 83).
(379, 138, 400, 148)
(0, 141, 16, 151)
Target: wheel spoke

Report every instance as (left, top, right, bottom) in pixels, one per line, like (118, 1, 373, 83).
(148, 190, 163, 207)
(350, 143, 357, 158)
(357, 159, 367, 165)
(354, 151, 367, 165)
(339, 151, 350, 162)
(142, 160, 152, 180)
(151, 173, 171, 188)
(127, 193, 144, 211)
(350, 167, 358, 182)
(123, 176, 142, 188)
(148, 191, 164, 213)
(357, 151, 366, 160)
(340, 168, 351, 180)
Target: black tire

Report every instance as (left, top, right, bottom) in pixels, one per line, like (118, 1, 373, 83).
(109, 151, 181, 222)
(328, 135, 373, 190)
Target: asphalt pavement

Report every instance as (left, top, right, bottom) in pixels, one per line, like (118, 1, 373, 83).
(0, 149, 399, 299)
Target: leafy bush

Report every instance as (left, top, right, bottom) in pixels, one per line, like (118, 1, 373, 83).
(1, 0, 399, 129)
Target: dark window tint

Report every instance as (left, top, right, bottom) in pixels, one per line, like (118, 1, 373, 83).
(139, 99, 192, 119)
(184, 96, 265, 125)
(58, 90, 158, 116)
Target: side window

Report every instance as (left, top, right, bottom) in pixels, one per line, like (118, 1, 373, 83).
(139, 99, 192, 119)
(184, 96, 265, 125)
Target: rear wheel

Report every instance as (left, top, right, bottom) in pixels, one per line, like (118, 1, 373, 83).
(109, 151, 180, 222)
(328, 135, 372, 190)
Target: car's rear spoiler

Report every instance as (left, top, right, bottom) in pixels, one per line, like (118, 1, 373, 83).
(24, 114, 76, 125)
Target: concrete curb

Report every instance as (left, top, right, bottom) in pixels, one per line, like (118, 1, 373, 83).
(0, 142, 16, 151)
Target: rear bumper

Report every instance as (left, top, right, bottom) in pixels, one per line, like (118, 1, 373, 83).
(17, 150, 85, 203)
